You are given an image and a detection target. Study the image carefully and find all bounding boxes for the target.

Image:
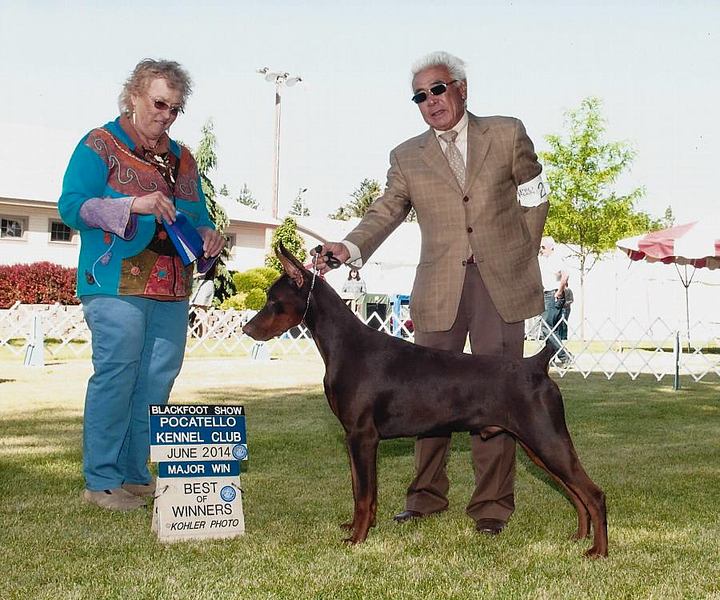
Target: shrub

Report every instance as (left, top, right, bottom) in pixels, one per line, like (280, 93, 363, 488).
(228, 267, 278, 311)
(266, 217, 306, 272)
(233, 267, 279, 293)
(220, 293, 247, 310)
(245, 288, 267, 310)
(232, 267, 279, 294)
(0, 262, 79, 308)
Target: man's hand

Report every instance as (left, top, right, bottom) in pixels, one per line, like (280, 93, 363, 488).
(197, 227, 226, 258)
(311, 242, 350, 274)
(130, 192, 176, 224)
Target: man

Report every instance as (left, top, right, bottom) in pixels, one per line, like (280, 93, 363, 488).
(558, 284, 574, 342)
(189, 267, 216, 338)
(538, 236, 570, 364)
(314, 51, 549, 536)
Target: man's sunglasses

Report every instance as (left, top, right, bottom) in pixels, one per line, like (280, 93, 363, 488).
(411, 80, 458, 104)
(149, 96, 184, 116)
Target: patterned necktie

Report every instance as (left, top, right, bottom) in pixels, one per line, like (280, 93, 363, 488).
(439, 130, 465, 188)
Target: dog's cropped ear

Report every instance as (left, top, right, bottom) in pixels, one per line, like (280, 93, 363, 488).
(276, 243, 305, 289)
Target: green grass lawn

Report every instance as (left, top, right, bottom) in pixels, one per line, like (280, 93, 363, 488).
(1, 356, 719, 599)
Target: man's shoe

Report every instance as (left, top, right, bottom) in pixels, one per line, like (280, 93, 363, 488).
(393, 508, 446, 523)
(475, 518, 506, 536)
(393, 510, 424, 523)
(122, 478, 156, 497)
(83, 488, 145, 511)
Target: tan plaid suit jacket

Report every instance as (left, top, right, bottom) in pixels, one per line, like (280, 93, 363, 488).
(345, 113, 548, 332)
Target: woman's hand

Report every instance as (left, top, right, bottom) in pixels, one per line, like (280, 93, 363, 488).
(197, 227, 226, 258)
(130, 192, 176, 224)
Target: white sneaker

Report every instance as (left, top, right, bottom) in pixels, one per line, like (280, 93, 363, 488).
(83, 488, 145, 511)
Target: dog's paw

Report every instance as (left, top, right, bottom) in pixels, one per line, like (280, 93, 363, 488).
(570, 529, 591, 541)
(583, 545, 608, 559)
(342, 530, 369, 545)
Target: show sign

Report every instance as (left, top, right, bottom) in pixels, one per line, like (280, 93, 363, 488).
(149, 404, 248, 463)
(149, 404, 247, 543)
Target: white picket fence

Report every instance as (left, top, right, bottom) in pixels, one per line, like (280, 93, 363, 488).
(1, 302, 719, 383)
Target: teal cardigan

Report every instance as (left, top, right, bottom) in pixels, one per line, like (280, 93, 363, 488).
(59, 118, 214, 298)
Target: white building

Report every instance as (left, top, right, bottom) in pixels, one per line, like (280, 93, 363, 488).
(2, 194, 719, 337)
(1, 196, 79, 268)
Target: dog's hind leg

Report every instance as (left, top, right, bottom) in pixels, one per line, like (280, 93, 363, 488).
(484, 424, 592, 542)
(517, 441, 591, 541)
(343, 433, 379, 544)
(520, 435, 608, 558)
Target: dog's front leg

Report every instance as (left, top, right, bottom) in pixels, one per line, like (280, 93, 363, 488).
(343, 433, 379, 544)
(340, 437, 360, 532)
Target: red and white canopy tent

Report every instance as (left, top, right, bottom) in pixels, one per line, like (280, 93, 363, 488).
(616, 221, 720, 345)
(616, 221, 720, 270)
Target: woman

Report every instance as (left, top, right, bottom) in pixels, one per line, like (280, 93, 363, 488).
(341, 268, 366, 296)
(59, 59, 225, 511)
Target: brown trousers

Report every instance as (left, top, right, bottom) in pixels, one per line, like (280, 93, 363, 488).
(407, 265, 524, 523)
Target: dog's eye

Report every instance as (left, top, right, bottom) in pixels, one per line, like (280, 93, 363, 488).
(269, 301, 283, 315)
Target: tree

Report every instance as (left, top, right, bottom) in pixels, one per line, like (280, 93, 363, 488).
(236, 183, 259, 210)
(195, 118, 234, 304)
(329, 178, 381, 220)
(265, 217, 307, 272)
(539, 97, 663, 331)
(662, 206, 675, 228)
(289, 187, 310, 216)
(329, 178, 416, 221)
(219, 182, 259, 210)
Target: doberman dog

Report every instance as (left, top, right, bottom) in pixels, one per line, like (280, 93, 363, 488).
(242, 244, 608, 558)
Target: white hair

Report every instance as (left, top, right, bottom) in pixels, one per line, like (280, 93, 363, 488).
(411, 51, 467, 82)
(118, 58, 193, 116)
(541, 236, 556, 249)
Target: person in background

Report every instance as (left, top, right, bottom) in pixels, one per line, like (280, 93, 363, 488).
(341, 268, 367, 297)
(538, 236, 571, 365)
(312, 51, 549, 536)
(58, 58, 225, 511)
(189, 266, 217, 337)
(558, 281, 574, 343)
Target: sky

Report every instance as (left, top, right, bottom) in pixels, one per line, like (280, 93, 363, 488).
(1, 0, 718, 225)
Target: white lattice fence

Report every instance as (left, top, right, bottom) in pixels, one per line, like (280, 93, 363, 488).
(1, 303, 718, 382)
(0, 302, 90, 358)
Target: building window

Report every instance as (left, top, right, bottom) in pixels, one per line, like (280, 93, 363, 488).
(50, 219, 73, 242)
(226, 233, 237, 251)
(0, 216, 27, 239)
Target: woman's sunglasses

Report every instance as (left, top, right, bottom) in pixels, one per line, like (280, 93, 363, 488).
(149, 96, 184, 116)
(411, 80, 458, 104)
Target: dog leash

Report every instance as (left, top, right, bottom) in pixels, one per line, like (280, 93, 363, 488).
(314, 243, 341, 270)
(301, 246, 341, 323)
(300, 250, 320, 323)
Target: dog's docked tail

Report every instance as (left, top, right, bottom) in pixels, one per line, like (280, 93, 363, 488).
(531, 341, 556, 371)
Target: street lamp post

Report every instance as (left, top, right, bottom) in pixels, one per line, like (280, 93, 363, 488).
(256, 67, 302, 219)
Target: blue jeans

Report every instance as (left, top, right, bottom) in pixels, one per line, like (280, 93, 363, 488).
(542, 291, 569, 361)
(557, 306, 571, 341)
(81, 295, 188, 490)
